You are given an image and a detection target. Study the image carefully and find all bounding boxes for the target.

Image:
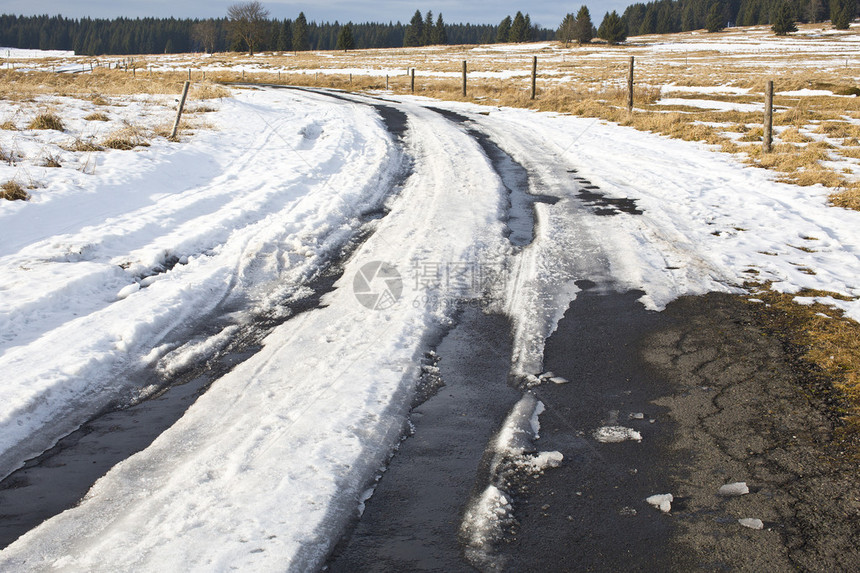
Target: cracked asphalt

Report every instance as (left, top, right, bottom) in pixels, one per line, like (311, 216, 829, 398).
(502, 290, 860, 572)
(646, 293, 860, 571)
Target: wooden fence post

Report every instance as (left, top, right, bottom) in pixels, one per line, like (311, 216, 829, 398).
(386, 74, 389, 90)
(462, 60, 467, 97)
(411, 68, 415, 93)
(531, 56, 537, 100)
(764, 80, 774, 153)
(170, 80, 191, 140)
(628, 56, 635, 113)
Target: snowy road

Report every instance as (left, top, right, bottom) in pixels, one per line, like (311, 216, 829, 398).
(1, 86, 859, 571)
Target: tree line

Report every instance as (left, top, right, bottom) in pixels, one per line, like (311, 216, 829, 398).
(1, 2, 855, 56)
(0, 9, 554, 56)
(620, 0, 857, 37)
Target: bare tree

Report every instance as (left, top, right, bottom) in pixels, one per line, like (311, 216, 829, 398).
(228, 1, 270, 56)
(192, 20, 219, 53)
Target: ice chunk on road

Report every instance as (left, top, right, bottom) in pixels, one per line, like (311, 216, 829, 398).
(739, 518, 764, 530)
(461, 484, 513, 569)
(521, 450, 564, 472)
(719, 482, 750, 496)
(549, 376, 569, 384)
(646, 493, 673, 513)
(594, 425, 642, 443)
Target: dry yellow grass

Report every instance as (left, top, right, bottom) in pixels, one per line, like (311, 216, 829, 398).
(0, 180, 28, 201)
(779, 126, 812, 143)
(27, 112, 64, 131)
(61, 138, 104, 152)
(830, 182, 860, 210)
(0, 69, 189, 100)
(818, 121, 860, 139)
(101, 125, 150, 150)
(84, 112, 109, 121)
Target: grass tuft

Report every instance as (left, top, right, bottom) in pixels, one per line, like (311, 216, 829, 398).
(1, 180, 29, 201)
(61, 138, 104, 152)
(102, 125, 150, 150)
(84, 112, 110, 121)
(830, 182, 860, 210)
(27, 112, 64, 131)
(191, 82, 230, 100)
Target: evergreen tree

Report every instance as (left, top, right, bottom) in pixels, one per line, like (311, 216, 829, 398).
(404, 10, 423, 46)
(806, 0, 824, 23)
(681, 3, 698, 29)
(558, 13, 577, 46)
(336, 22, 355, 50)
(598, 11, 627, 43)
(656, 1, 675, 33)
(524, 14, 532, 40)
(640, 6, 658, 34)
(575, 6, 594, 43)
(496, 15, 512, 42)
(706, 2, 726, 31)
(510, 11, 527, 42)
(277, 19, 292, 51)
(422, 11, 433, 45)
(432, 13, 447, 44)
(292, 12, 309, 51)
(831, 0, 853, 28)
(772, 0, 798, 34)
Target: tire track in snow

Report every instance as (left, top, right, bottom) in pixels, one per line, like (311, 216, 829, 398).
(0, 90, 511, 571)
(0, 90, 413, 549)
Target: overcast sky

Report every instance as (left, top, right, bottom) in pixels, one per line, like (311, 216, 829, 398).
(2, 1, 635, 28)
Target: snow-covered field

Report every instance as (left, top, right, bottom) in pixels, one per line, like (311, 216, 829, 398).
(1, 27, 860, 571)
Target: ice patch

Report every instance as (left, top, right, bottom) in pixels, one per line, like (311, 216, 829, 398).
(156, 325, 240, 378)
(461, 485, 513, 560)
(738, 517, 764, 530)
(460, 393, 560, 570)
(529, 400, 545, 438)
(594, 426, 643, 443)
